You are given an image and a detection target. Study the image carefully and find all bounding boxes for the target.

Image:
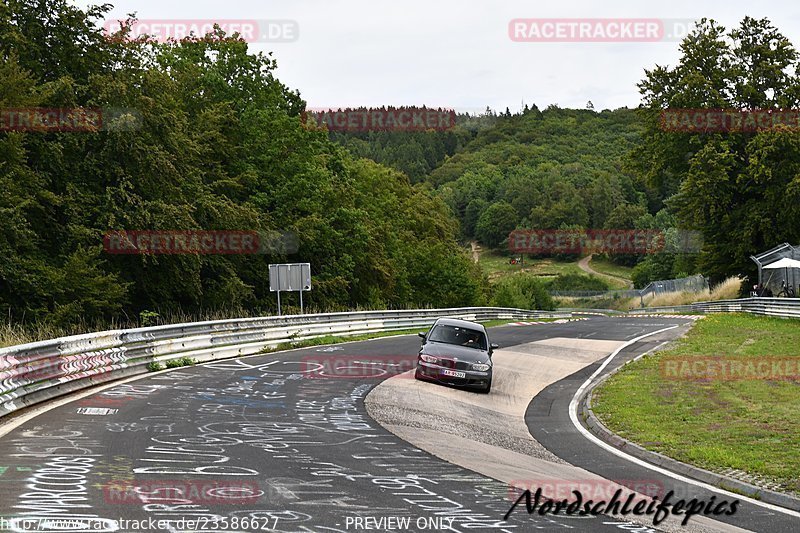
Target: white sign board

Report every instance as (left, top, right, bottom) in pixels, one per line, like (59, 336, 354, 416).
(269, 263, 311, 292)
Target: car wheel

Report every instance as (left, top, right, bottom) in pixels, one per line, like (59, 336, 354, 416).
(414, 367, 422, 380)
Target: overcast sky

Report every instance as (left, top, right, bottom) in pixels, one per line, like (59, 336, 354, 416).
(78, 0, 800, 112)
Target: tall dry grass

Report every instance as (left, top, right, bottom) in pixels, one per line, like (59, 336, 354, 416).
(555, 277, 744, 311)
(709, 276, 743, 300)
(0, 319, 129, 349)
(640, 276, 742, 308)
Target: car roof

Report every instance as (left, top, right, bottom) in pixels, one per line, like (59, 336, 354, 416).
(433, 317, 487, 332)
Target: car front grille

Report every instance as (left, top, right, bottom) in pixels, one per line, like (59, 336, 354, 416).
(438, 359, 471, 371)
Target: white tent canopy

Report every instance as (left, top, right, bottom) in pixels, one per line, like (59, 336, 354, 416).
(763, 257, 800, 269)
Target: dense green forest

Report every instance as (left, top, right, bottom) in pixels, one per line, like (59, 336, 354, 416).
(332, 105, 699, 287)
(427, 106, 649, 242)
(327, 111, 499, 182)
(330, 106, 646, 239)
(0, 0, 485, 327)
(330, 17, 800, 289)
(3, 1, 798, 330)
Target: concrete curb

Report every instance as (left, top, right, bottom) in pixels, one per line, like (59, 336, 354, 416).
(579, 347, 800, 513)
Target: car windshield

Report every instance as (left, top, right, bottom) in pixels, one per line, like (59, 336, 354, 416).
(428, 325, 487, 350)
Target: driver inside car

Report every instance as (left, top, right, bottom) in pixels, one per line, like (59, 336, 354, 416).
(462, 331, 480, 347)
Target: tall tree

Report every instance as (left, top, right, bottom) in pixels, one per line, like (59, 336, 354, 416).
(633, 17, 800, 282)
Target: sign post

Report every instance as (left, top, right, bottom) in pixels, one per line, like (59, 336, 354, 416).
(276, 267, 281, 316)
(269, 263, 312, 316)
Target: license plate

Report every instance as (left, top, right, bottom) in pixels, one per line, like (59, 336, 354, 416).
(441, 369, 466, 378)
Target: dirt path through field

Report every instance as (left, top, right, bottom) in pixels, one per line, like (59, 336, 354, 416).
(578, 254, 634, 289)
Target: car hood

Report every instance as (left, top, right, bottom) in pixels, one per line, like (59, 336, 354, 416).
(421, 342, 491, 364)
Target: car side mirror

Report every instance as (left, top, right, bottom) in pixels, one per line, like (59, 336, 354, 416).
(418, 332, 426, 339)
(490, 343, 499, 355)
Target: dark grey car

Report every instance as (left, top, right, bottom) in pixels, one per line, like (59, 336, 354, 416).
(414, 318, 498, 393)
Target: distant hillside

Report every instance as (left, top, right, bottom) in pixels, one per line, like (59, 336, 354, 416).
(425, 106, 653, 239)
(327, 111, 495, 182)
(329, 105, 696, 289)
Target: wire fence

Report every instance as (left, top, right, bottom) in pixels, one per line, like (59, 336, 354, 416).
(639, 274, 708, 298)
(551, 274, 709, 303)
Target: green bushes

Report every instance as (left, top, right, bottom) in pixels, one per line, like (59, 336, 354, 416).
(544, 273, 610, 291)
(491, 275, 555, 310)
(148, 357, 195, 371)
(165, 357, 196, 369)
(139, 311, 160, 328)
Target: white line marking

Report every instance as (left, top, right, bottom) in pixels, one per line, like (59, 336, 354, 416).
(0, 366, 192, 439)
(569, 325, 800, 519)
(76, 407, 118, 415)
(0, 332, 424, 438)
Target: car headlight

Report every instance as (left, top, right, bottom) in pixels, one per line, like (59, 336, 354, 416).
(471, 363, 491, 371)
(420, 354, 439, 364)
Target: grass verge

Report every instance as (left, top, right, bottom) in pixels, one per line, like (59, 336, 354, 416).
(592, 313, 800, 494)
(588, 256, 634, 280)
(477, 250, 585, 281)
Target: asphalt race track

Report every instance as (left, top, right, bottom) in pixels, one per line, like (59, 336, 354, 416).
(526, 319, 800, 533)
(0, 317, 795, 532)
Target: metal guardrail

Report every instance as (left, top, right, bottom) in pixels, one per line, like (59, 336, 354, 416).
(626, 305, 696, 314)
(556, 307, 629, 316)
(0, 307, 563, 419)
(627, 297, 800, 318)
(549, 289, 641, 298)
